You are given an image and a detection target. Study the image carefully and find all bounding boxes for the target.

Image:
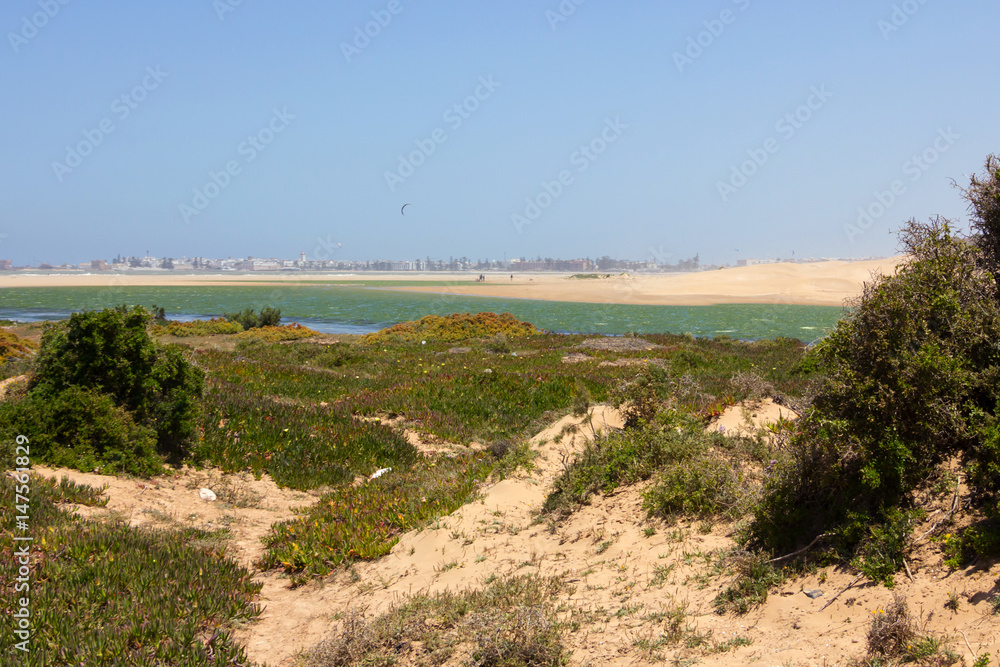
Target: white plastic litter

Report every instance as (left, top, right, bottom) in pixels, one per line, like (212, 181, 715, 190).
(370, 467, 392, 480)
(199, 488, 217, 502)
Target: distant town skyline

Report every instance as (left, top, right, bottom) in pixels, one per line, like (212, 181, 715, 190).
(1, 251, 887, 274)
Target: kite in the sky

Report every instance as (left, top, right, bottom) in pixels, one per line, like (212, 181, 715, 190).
(401, 203, 412, 215)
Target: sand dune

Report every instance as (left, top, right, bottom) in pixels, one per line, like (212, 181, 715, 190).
(0, 257, 905, 307)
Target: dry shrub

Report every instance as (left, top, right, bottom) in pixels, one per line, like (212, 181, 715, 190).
(729, 370, 773, 404)
(468, 606, 564, 667)
(305, 574, 568, 667)
(307, 609, 395, 667)
(865, 594, 916, 661)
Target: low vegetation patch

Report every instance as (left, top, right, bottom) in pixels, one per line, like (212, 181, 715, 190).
(304, 573, 570, 667)
(151, 317, 244, 337)
(544, 424, 718, 516)
(194, 379, 417, 490)
(0, 328, 38, 362)
(713, 550, 787, 615)
(233, 322, 321, 343)
(0, 474, 262, 666)
(360, 312, 539, 344)
(260, 453, 493, 585)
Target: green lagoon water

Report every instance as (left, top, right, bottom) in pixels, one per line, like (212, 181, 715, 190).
(0, 284, 846, 341)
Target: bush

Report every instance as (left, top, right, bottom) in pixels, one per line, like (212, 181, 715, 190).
(224, 306, 281, 330)
(0, 387, 162, 476)
(728, 370, 773, 404)
(818, 219, 1000, 501)
(963, 154, 1000, 281)
(747, 217, 1000, 559)
(643, 457, 746, 522)
(608, 364, 673, 428)
(848, 508, 920, 588)
(30, 306, 204, 458)
(543, 425, 714, 516)
(484, 333, 512, 354)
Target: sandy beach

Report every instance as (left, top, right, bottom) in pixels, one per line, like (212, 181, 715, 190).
(0, 257, 904, 307)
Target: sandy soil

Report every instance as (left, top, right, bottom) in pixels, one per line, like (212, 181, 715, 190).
(31, 465, 315, 571)
(35, 400, 1000, 667)
(0, 257, 905, 306)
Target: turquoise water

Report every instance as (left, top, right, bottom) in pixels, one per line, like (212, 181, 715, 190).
(0, 285, 846, 341)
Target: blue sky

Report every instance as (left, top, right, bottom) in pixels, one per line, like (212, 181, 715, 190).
(2, 0, 998, 266)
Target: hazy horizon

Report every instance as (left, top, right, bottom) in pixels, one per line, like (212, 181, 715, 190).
(4, 1, 998, 267)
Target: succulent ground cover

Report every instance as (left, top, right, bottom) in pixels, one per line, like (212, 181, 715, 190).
(0, 309, 831, 665)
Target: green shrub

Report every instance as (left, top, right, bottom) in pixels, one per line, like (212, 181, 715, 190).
(543, 425, 714, 516)
(224, 306, 282, 329)
(963, 154, 1000, 281)
(608, 364, 673, 428)
(713, 550, 785, 615)
(747, 217, 1000, 559)
(484, 333, 512, 354)
(30, 306, 204, 458)
(848, 508, 920, 588)
(816, 219, 1000, 503)
(940, 518, 1000, 568)
(0, 387, 163, 476)
(967, 407, 1000, 496)
(643, 457, 745, 521)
